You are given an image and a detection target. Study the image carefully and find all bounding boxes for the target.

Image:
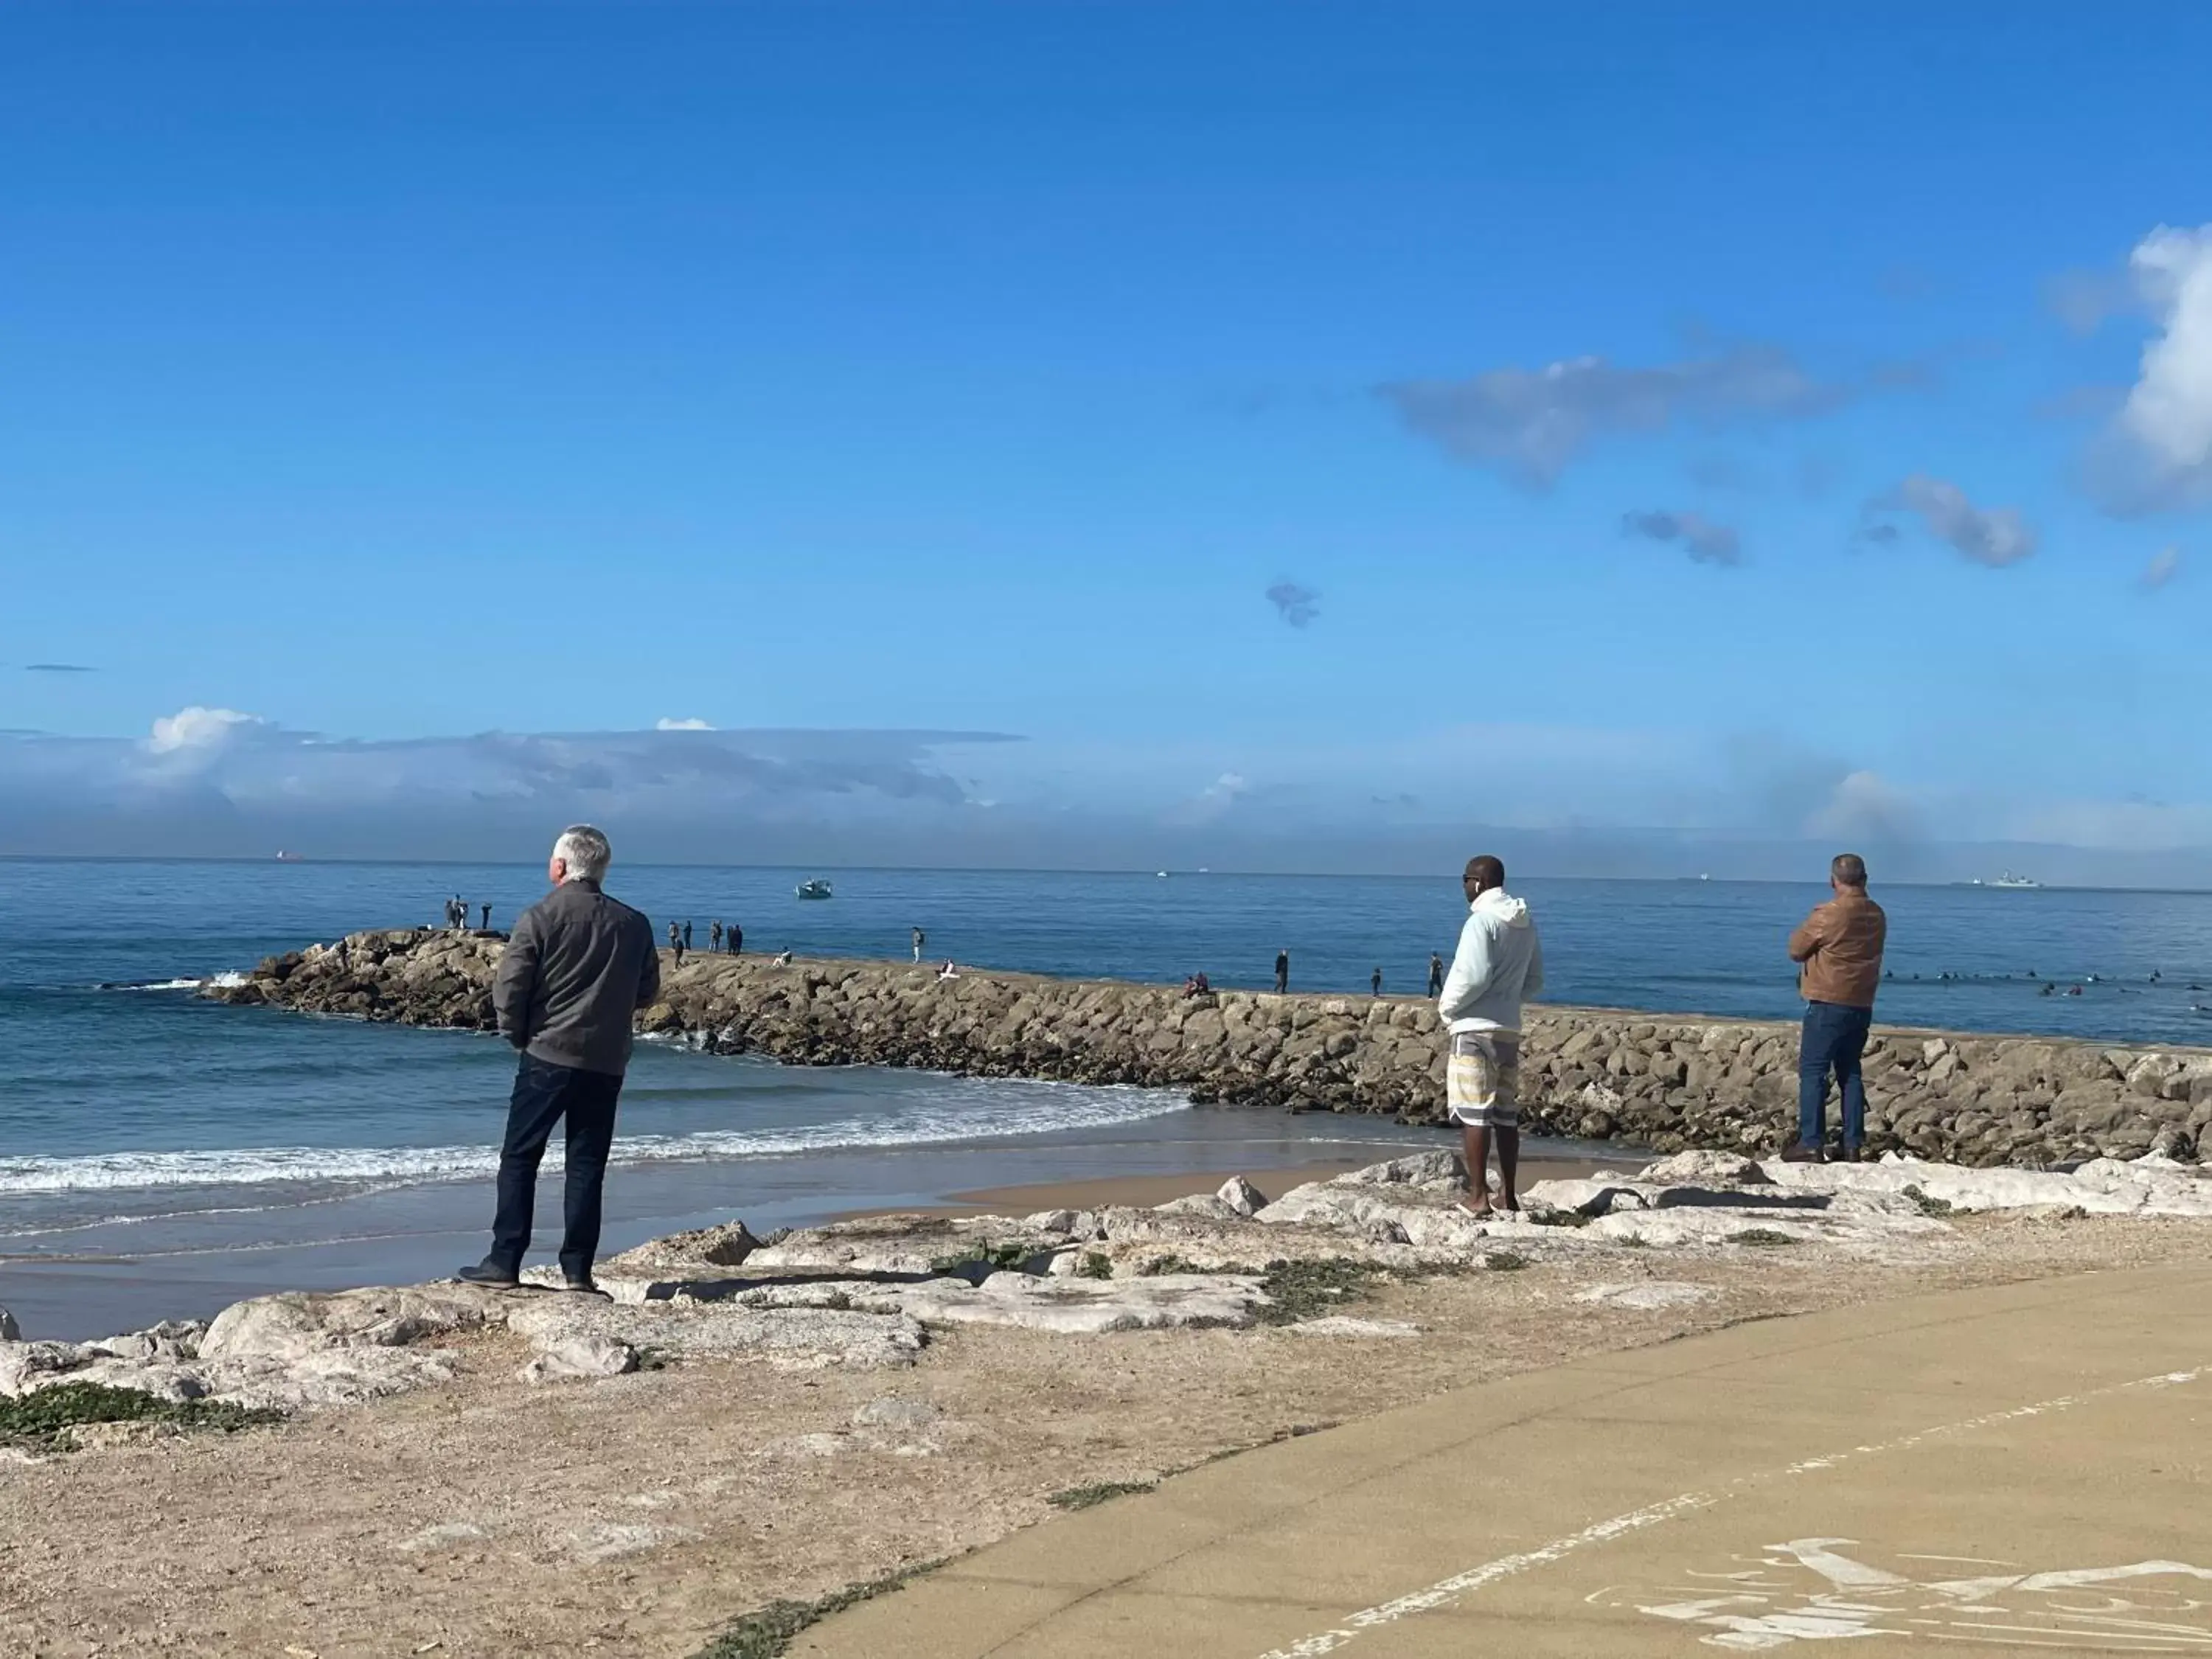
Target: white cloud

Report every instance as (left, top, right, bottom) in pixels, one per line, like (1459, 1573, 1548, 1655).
(655, 717, 715, 731)
(2117, 223, 2212, 504)
(1868, 475, 2037, 567)
(147, 706, 264, 753)
(1378, 342, 1913, 488)
(2142, 546, 2182, 591)
(1804, 770, 1921, 842)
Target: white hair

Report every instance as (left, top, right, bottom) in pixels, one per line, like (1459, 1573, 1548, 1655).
(552, 824, 612, 883)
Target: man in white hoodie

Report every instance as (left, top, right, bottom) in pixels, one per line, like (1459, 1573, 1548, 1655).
(1438, 854, 1545, 1217)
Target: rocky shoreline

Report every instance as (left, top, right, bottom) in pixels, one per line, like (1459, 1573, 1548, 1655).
(203, 928, 2212, 1166)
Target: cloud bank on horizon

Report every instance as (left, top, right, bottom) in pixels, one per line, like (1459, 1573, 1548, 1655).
(4, 704, 2209, 880)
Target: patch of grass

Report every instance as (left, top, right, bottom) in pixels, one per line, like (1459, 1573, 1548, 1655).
(1899, 1183, 1954, 1217)
(1136, 1253, 1205, 1277)
(1729, 1228, 1797, 1247)
(1526, 1208, 1593, 1228)
(1482, 1250, 1531, 1271)
(928, 1241, 1034, 1276)
(1616, 1234, 1651, 1249)
(0, 1381, 280, 1454)
(694, 1560, 947, 1659)
(1048, 1479, 1157, 1511)
(1253, 1257, 1380, 1325)
(1075, 1251, 1114, 1280)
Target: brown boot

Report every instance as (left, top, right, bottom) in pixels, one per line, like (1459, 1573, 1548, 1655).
(1778, 1142, 1826, 1164)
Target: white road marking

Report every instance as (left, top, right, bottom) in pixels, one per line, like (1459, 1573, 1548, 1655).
(1256, 1364, 2204, 1658)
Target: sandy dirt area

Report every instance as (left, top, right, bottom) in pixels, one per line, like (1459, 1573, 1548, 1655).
(2, 1182, 2207, 1659)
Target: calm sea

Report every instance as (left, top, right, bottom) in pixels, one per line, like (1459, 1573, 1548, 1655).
(1, 858, 2206, 1248)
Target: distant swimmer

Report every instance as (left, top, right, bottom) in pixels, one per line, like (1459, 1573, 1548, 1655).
(709, 919, 724, 953)
(2039, 982, 2056, 996)
(2067, 984, 2084, 997)
(1274, 949, 1289, 994)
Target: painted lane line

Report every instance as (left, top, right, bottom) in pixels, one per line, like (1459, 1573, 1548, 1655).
(1256, 1364, 2205, 1658)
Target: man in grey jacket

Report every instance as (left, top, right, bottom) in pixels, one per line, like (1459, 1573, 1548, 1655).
(1438, 854, 1545, 1219)
(458, 825, 660, 1293)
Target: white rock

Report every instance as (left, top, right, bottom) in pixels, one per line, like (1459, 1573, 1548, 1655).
(1574, 1281, 1717, 1310)
(1152, 1194, 1243, 1222)
(852, 1396, 942, 1430)
(846, 1273, 1267, 1335)
(504, 1297, 925, 1370)
(1217, 1175, 1269, 1217)
(1287, 1315, 1422, 1338)
(518, 1335, 638, 1384)
(1523, 1178, 1644, 1216)
(1336, 1150, 1466, 1187)
(198, 1284, 504, 1363)
(1637, 1150, 1770, 1186)
(564, 1520, 700, 1562)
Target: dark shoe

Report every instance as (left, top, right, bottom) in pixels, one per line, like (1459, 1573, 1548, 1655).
(563, 1276, 611, 1298)
(1778, 1142, 1826, 1164)
(455, 1261, 521, 1288)
(1840, 1144, 1865, 1164)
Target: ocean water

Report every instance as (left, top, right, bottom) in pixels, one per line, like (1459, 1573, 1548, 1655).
(1, 858, 2207, 1334)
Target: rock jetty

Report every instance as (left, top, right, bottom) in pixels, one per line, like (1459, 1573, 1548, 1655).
(204, 928, 2212, 1166)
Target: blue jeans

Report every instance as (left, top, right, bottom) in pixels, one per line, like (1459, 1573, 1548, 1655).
(488, 1054, 624, 1279)
(1798, 1002, 1872, 1150)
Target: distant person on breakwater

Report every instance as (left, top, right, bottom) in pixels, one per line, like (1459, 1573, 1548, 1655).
(668, 920, 684, 967)
(459, 824, 658, 1295)
(1439, 854, 1545, 1219)
(1371, 967, 1384, 998)
(479, 902, 491, 931)
(913, 927, 926, 963)
(682, 919, 693, 953)
(1784, 852, 1888, 1164)
(729, 922, 743, 956)
(1274, 950, 1289, 994)
(709, 920, 724, 953)
(1427, 953, 1445, 998)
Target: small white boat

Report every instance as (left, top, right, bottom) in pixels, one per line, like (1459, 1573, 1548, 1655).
(794, 878, 834, 900)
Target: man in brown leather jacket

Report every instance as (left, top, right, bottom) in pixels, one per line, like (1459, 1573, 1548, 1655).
(1784, 852, 1887, 1161)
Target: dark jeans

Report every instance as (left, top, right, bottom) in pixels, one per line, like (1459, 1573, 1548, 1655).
(488, 1054, 624, 1279)
(1798, 1001, 1873, 1150)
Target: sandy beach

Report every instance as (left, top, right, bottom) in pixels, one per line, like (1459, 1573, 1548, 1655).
(6, 1144, 2211, 1658)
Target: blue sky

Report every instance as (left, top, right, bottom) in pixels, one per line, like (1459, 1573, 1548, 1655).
(3, 2, 2208, 876)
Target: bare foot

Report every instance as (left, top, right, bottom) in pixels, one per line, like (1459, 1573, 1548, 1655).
(1456, 1197, 1495, 1220)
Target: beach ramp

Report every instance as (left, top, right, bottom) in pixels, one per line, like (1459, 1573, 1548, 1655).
(794, 1267, 2212, 1657)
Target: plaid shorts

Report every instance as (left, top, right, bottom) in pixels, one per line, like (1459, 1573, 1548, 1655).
(1447, 1030, 1520, 1128)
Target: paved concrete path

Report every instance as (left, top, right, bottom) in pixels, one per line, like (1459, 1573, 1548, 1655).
(797, 1267, 2212, 1656)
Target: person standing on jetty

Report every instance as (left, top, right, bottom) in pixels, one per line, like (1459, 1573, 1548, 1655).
(479, 901, 491, 931)
(1784, 852, 1887, 1163)
(1371, 966, 1384, 997)
(1427, 952, 1444, 997)
(1439, 854, 1545, 1219)
(912, 926, 926, 963)
(729, 920, 743, 956)
(1274, 949, 1290, 994)
(709, 919, 724, 953)
(668, 919, 684, 967)
(459, 824, 659, 1294)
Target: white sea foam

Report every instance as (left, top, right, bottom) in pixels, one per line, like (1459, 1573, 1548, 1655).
(99, 978, 206, 992)
(0, 1085, 1189, 1196)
